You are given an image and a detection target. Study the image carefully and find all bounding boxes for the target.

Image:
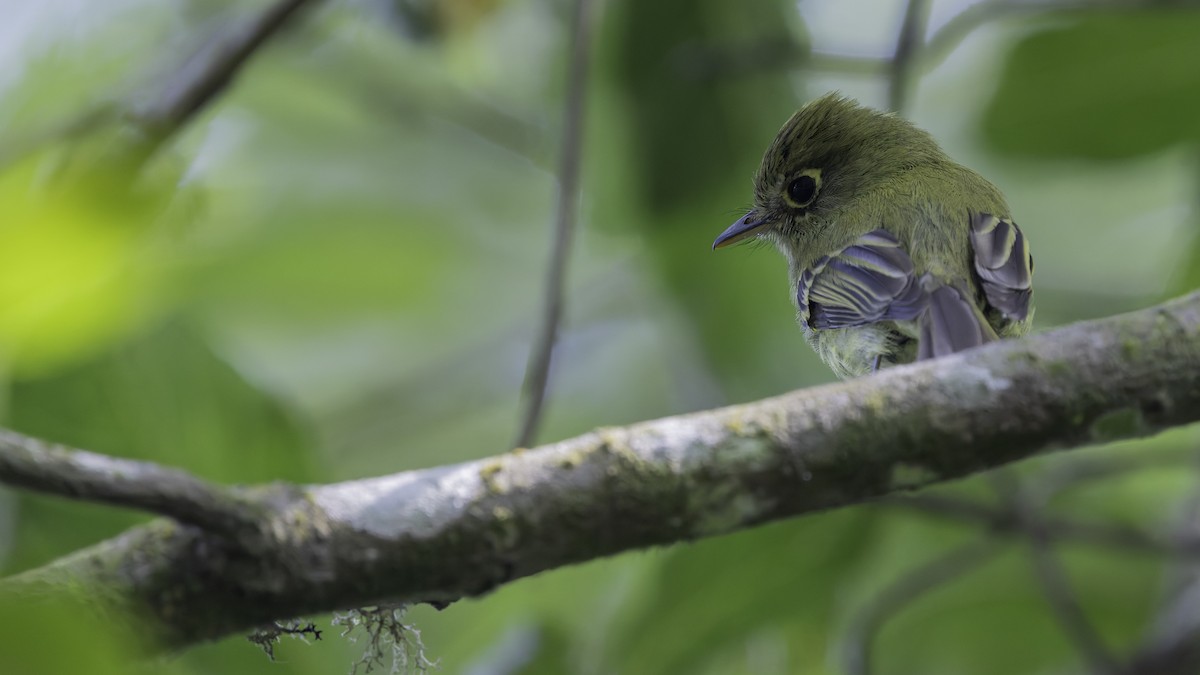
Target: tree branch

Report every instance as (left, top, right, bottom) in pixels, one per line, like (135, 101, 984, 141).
(3, 291, 1200, 651)
(920, 0, 1156, 74)
(132, 0, 322, 147)
(1123, 466, 1200, 674)
(0, 0, 321, 172)
(992, 472, 1122, 674)
(887, 0, 929, 113)
(889, 493, 1200, 559)
(0, 430, 265, 542)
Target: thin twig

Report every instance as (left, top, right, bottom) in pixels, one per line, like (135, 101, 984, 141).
(513, 0, 595, 448)
(1123, 459, 1200, 675)
(1028, 450, 1200, 503)
(0, 429, 263, 541)
(841, 539, 1002, 675)
(0, 0, 319, 173)
(134, 0, 320, 140)
(920, 0, 1152, 74)
(989, 471, 1122, 675)
(1029, 525, 1123, 672)
(887, 494, 1200, 559)
(887, 0, 930, 113)
(1024, 522, 1121, 674)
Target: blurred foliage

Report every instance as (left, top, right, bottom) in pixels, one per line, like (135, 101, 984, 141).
(0, 597, 183, 675)
(0, 142, 175, 375)
(1, 0, 1200, 674)
(606, 508, 878, 675)
(596, 0, 820, 403)
(982, 9, 1200, 161)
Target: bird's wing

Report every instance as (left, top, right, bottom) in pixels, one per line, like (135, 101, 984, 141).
(798, 229, 926, 330)
(799, 228, 997, 361)
(970, 213, 1034, 322)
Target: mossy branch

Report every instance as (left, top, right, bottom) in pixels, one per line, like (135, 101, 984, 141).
(2, 291, 1200, 651)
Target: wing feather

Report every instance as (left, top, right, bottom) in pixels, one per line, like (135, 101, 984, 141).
(970, 213, 1034, 322)
(799, 229, 925, 330)
(799, 227, 1003, 365)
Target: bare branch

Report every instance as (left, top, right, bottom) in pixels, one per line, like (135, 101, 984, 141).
(0, 0, 321, 177)
(132, 0, 322, 147)
(888, 494, 1200, 558)
(513, 0, 596, 448)
(1025, 523, 1120, 673)
(887, 0, 929, 113)
(1123, 464, 1200, 674)
(2, 291, 1200, 650)
(996, 473, 1122, 675)
(921, 0, 1154, 74)
(0, 429, 264, 541)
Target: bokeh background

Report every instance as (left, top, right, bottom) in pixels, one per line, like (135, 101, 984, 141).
(3, 0, 1200, 673)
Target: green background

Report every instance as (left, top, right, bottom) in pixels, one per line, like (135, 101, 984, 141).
(1, 0, 1199, 673)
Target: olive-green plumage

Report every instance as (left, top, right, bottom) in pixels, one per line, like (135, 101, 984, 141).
(713, 93, 1034, 379)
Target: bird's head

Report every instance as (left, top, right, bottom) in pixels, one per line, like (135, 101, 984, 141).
(712, 93, 941, 253)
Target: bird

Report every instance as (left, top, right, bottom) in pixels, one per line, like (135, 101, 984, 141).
(712, 93, 1033, 379)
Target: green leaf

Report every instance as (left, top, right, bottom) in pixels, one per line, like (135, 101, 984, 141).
(983, 10, 1200, 160)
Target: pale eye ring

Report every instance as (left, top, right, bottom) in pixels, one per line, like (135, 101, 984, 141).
(784, 170, 821, 208)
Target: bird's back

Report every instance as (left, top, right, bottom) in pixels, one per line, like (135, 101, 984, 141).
(796, 160, 1032, 376)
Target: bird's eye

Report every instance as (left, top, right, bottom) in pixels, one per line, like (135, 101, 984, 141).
(785, 172, 820, 208)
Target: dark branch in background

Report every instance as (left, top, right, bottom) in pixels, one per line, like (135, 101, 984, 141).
(1024, 519, 1120, 673)
(920, 0, 1152, 73)
(862, 451, 1200, 672)
(513, 0, 596, 448)
(0, 430, 264, 542)
(131, 0, 322, 151)
(1124, 468, 1200, 675)
(887, 0, 929, 113)
(841, 539, 1002, 675)
(878, 452, 1200, 670)
(1, 292, 1199, 650)
(684, 0, 1169, 90)
(889, 493, 1200, 559)
(0, 0, 320, 173)
(992, 473, 1122, 674)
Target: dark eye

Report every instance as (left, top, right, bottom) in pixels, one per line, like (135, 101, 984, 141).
(787, 175, 818, 207)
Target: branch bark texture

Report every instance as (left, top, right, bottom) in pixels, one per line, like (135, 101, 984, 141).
(4, 292, 1200, 651)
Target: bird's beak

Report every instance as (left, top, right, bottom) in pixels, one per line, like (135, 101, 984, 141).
(712, 211, 769, 250)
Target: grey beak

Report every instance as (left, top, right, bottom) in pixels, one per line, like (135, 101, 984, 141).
(713, 211, 769, 250)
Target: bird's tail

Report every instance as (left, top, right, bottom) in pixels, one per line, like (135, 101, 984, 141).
(916, 284, 998, 360)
